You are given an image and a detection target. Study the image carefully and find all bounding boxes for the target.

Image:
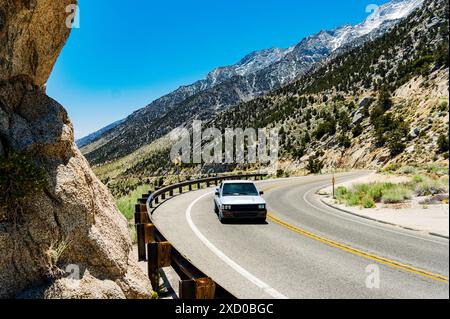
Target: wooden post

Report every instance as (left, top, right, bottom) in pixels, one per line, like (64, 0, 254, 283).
(179, 279, 196, 299)
(169, 189, 173, 196)
(137, 224, 146, 261)
(148, 243, 158, 289)
(134, 204, 141, 225)
(148, 242, 172, 290)
(162, 192, 166, 200)
(144, 224, 155, 244)
(179, 278, 216, 299)
(189, 184, 192, 191)
(197, 182, 201, 189)
(179, 186, 183, 194)
(134, 204, 150, 224)
(196, 278, 216, 299)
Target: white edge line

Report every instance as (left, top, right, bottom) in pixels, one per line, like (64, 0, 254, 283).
(185, 191, 288, 299)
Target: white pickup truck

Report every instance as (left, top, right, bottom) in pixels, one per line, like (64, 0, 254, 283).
(213, 180, 267, 223)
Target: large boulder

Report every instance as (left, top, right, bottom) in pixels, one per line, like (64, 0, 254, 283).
(0, 0, 151, 298)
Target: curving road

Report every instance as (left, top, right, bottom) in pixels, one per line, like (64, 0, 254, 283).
(151, 172, 449, 299)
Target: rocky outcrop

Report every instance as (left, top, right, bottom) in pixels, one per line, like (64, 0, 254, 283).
(0, 0, 151, 298)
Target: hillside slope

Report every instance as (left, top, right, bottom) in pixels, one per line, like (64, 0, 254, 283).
(212, 0, 449, 171)
(91, 0, 448, 194)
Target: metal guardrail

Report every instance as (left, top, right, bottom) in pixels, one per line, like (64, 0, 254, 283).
(135, 173, 267, 299)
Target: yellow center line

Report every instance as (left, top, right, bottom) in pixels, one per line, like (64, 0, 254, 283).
(267, 212, 449, 284)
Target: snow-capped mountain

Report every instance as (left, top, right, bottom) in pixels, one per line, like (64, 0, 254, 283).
(203, 0, 424, 88)
(205, 47, 294, 86)
(329, 0, 425, 50)
(81, 0, 425, 165)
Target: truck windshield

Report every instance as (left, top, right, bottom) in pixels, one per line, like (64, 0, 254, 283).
(222, 183, 259, 196)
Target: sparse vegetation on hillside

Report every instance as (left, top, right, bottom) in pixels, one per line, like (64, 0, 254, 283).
(211, 0, 448, 171)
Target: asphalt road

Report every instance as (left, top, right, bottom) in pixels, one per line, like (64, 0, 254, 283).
(151, 172, 449, 299)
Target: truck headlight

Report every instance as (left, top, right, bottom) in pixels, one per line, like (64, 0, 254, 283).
(222, 205, 232, 210)
(258, 204, 266, 210)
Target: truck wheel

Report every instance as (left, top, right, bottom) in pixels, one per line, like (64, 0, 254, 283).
(219, 213, 227, 224)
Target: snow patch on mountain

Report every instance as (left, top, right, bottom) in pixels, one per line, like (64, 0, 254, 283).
(329, 0, 424, 50)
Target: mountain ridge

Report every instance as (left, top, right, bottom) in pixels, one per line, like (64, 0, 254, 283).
(81, 0, 425, 166)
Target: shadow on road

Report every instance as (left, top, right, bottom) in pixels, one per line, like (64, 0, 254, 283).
(220, 219, 269, 225)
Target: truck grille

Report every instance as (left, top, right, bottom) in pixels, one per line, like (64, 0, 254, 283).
(230, 204, 260, 211)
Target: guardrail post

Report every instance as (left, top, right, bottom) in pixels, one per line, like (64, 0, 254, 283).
(179, 186, 183, 194)
(144, 224, 155, 244)
(135, 202, 152, 261)
(148, 242, 172, 289)
(155, 196, 159, 204)
(197, 182, 201, 189)
(196, 278, 216, 299)
(162, 192, 166, 200)
(137, 224, 146, 261)
(169, 189, 173, 196)
(189, 184, 192, 191)
(179, 278, 216, 299)
(179, 279, 196, 299)
(135, 204, 150, 224)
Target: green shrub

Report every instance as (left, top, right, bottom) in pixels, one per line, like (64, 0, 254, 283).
(382, 187, 413, 203)
(368, 183, 393, 202)
(362, 196, 376, 208)
(412, 175, 424, 183)
(437, 134, 449, 154)
(399, 166, 417, 175)
(0, 152, 48, 211)
(425, 163, 449, 175)
(415, 177, 449, 196)
(338, 134, 352, 148)
(353, 184, 369, 193)
(352, 124, 364, 138)
(383, 163, 401, 172)
(276, 169, 285, 178)
(306, 156, 323, 174)
(336, 186, 348, 198)
(116, 184, 151, 220)
(314, 119, 337, 140)
(346, 193, 362, 207)
(339, 182, 415, 207)
(438, 101, 449, 113)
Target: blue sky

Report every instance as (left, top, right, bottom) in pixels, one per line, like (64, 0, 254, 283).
(47, 0, 389, 139)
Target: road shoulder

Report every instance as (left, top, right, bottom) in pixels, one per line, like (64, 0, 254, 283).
(318, 173, 449, 239)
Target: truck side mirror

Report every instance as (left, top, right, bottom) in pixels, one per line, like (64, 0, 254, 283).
(259, 191, 264, 195)
(215, 189, 220, 196)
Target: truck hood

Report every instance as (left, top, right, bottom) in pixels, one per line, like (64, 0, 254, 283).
(220, 196, 266, 205)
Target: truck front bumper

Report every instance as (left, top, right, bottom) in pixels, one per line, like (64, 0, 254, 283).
(222, 210, 267, 219)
